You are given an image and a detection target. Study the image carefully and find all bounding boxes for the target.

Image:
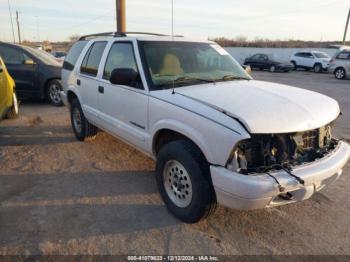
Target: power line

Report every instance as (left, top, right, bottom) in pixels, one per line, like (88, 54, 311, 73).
(7, 0, 16, 43)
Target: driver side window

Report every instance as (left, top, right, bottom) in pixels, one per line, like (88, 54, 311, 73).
(103, 42, 138, 81)
(0, 46, 30, 65)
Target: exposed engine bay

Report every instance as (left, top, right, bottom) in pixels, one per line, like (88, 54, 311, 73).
(228, 122, 338, 174)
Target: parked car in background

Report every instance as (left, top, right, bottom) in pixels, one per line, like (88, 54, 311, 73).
(0, 57, 19, 120)
(290, 51, 331, 73)
(0, 42, 63, 106)
(329, 50, 350, 80)
(51, 51, 67, 59)
(61, 33, 350, 223)
(244, 54, 293, 72)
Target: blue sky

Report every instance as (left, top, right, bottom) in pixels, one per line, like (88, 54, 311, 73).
(0, 0, 349, 42)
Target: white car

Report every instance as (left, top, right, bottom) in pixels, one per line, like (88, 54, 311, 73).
(60, 33, 350, 223)
(290, 51, 331, 73)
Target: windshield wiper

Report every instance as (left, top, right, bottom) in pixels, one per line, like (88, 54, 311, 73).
(158, 76, 215, 88)
(220, 75, 250, 81)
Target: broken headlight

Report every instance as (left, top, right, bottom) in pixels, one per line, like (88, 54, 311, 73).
(227, 123, 336, 174)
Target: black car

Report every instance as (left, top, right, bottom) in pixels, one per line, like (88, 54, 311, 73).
(0, 42, 63, 106)
(244, 53, 293, 73)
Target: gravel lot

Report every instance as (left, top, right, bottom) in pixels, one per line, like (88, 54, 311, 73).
(0, 71, 349, 255)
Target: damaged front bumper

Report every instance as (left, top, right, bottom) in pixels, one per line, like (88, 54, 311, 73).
(211, 141, 350, 210)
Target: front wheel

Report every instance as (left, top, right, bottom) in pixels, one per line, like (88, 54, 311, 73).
(334, 68, 346, 79)
(155, 140, 216, 223)
(314, 63, 322, 73)
(70, 99, 98, 141)
(6, 92, 19, 119)
(47, 79, 63, 106)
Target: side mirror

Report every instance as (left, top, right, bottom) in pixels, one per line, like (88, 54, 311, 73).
(24, 59, 35, 65)
(110, 68, 139, 87)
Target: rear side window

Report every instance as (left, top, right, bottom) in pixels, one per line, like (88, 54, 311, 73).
(80, 41, 107, 76)
(63, 41, 88, 71)
(336, 52, 350, 60)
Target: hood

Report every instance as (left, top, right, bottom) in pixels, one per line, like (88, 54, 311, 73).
(174, 80, 340, 134)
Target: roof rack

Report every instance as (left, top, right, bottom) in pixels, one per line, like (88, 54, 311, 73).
(78, 31, 182, 41)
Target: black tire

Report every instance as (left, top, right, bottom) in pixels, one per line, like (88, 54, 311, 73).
(334, 67, 346, 80)
(291, 61, 297, 70)
(314, 63, 322, 73)
(46, 79, 63, 106)
(155, 140, 216, 223)
(70, 99, 98, 141)
(6, 92, 19, 119)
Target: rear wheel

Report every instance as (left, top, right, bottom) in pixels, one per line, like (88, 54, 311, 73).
(155, 140, 216, 223)
(6, 92, 19, 119)
(334, 67, 346, 79)
(70, 99, 98, 141)
(314, 63, 322, 73)
(47, 79, 63, 106)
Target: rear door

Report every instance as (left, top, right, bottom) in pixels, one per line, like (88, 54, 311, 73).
(77, 41, 107, 123)
(97, 41, 149, 151)
(0, 45, 37, 95)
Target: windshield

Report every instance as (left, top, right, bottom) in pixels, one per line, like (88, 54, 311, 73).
(139, 41, 251, 90)
(22, 46, 61, 66)
(313, 52, 330, 59)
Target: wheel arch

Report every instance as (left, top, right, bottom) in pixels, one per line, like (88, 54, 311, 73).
(152, 128, 212, 164)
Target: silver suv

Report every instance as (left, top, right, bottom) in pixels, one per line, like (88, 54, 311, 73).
(329, 50, 350, 79)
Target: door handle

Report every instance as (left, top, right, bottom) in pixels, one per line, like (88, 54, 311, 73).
(98, 86, 104, 94)
(77, 79, 81, 86)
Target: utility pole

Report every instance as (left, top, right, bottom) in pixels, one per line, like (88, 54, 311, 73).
(7, 0, 16, 43)
(16, 11, 21, 44)
(343, 7, 350, 45)
(116, 0, 126, 33)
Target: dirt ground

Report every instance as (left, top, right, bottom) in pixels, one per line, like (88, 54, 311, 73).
(0, 71, 349, 255)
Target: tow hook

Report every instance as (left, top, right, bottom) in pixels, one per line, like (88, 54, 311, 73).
(278, 192, 294, 201)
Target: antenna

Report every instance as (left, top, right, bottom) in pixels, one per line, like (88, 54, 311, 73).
(7, 0, 16, 43)
(171, 0, 174, 40)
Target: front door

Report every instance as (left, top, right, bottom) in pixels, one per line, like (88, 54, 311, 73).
(98, 41, 148, 151)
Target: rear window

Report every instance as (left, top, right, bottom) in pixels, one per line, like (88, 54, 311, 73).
(63, 41, 88, 71)
(80, 41, 107, 76)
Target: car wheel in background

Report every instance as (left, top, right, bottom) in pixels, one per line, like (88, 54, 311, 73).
(70, 99, 98, 141)
(334, 68, 346, 80)
(155, 140, 216, 223)
(314, 63, 322, 73)
(269, 65, 276, 73)
(46, 79, 63, 106)
(291, 61, 297, 70)
(6, 92, 19, 119)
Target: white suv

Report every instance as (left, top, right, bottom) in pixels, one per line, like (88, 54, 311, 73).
(290, 51, 331, 73)
(61, 32, 350, 223)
